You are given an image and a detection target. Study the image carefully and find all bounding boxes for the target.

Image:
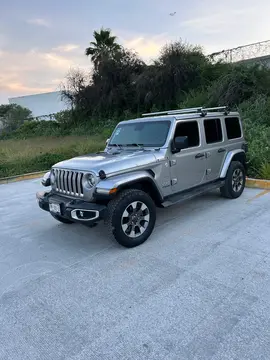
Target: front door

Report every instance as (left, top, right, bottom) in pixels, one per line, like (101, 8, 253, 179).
(170, 119, 206, 193)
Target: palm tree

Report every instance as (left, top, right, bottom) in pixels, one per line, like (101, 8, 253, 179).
(85, 28, 121, 68)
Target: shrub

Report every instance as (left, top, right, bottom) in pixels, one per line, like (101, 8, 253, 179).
(54, 110, 73, 127)
(0, 104, 33, 133)
(259, 163, 270, 180)
(4, 120, 61, 139)
(178, 88, 210, 108)
(238, 94, 270, 127)
(241, 119, 270, 177)
(1, 34, 270, 179)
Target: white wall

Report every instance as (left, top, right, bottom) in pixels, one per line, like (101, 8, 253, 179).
(238, 55, 270, 68)
(8, 91, 71, 120)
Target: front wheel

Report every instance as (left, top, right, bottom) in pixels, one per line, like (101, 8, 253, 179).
(106, 189, 156, 248)
(220, 161, 246, 199)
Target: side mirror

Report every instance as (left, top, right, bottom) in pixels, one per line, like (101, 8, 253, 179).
(172, 136, 189, 153)
(106, 138, 110, 146)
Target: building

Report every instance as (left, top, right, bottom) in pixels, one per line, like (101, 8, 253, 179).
(238, 54, 270, 68)
(8, 91, 70, 120)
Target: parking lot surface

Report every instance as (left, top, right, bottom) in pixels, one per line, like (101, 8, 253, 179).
(0, 179, 270, 360)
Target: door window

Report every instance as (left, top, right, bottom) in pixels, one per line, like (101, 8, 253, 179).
(225, 117, 242, 139)
(174, 121, 200, 148)
(204, 118, 222, 144)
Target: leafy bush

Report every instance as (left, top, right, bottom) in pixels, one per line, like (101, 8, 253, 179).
(1, 31, 270, 179)
(259, 163, 270, 180)
(0, 104, 33, 133)
(178, 88, 210, 108)
(54, 110, 73, 127)
(238, 96, 270, 178)
(0, 120, 62, 139)
(207, 64, 270, 107)
(238, 94, 270, 127)
(244, 121, 270, 177)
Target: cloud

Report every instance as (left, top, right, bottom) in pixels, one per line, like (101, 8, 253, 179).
(178, 2, 270, 54)
(0, 32, 168, 104)
(0, 34, 6, 48)
(180, 7, 255, 35)
(52, 44, 80, 52)
(27, 18, 51, 28)
(0, 48, 90, 103)
(121, 33, 169, 61)
(2, 82, 52, 94)
(41, 52, 74, 70)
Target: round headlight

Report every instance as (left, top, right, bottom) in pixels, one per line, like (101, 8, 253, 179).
(87, 173, 96, 187)
(41, 171, 51, 187)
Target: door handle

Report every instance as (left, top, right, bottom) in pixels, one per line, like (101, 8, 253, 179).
(218, 148, 226, 153)
(195, 153, 205, 159)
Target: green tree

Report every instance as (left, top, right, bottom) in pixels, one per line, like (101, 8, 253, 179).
(135, 41, 210, 111)
(85, 27, 121, 69)
(0, 104, 33, 133)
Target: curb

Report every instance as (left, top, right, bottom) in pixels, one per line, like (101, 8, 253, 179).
(0, 171, 48, 185)
(0, 172, 269, 190)
(245, 178, 270, 190)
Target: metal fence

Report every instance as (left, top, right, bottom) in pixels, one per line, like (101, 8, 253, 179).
(208, 40, 270, 64)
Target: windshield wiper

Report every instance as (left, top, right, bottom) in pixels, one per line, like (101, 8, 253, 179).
(109, 143, 124, 149)
(125, 143, 144, 148)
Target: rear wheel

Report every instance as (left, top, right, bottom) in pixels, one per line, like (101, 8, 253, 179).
(220, 161, 246, 199)
(106, 189, 156, 248)
(51, 213, 73, 224)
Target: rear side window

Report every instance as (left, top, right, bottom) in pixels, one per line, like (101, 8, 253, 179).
(204, 118, 222, 144)
(225, 117, 242, 139)
(174, 121, 199, 148)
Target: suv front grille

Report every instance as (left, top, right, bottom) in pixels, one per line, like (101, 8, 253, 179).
(52, 169, 84, 197)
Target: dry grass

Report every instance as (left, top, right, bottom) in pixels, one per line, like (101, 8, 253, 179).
(0, 135, 106, 177)
(0, 135, 105, 162)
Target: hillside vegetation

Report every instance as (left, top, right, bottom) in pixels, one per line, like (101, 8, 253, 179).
(0, 28, 269, 179)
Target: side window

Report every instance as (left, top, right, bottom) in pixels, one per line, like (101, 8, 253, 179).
(225, 117, 242, 139)
(204, 118, 222, 144)
(174, 121, 199, 148)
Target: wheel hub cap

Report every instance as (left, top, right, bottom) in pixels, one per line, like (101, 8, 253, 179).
(121, 201, 150, 238)
(232, 168, 244, 192)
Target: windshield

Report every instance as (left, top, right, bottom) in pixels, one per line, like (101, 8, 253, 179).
(109, 121, 171, 147)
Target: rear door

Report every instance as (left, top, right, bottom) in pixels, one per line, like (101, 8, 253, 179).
(203, 117, 226, 181)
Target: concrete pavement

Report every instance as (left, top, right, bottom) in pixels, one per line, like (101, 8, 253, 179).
(0, 179, 269, 359)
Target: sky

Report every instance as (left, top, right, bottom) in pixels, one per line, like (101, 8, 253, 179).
(0, 0, 270, 104)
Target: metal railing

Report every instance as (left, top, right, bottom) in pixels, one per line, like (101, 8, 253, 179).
(142, 106, 230, 117)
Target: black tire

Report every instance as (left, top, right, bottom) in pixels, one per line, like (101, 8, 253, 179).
(51, 213, 74, 224)
(106, 189, 156, 248)
(220, 161, 246, 199)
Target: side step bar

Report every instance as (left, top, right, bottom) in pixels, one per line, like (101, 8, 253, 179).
(161, 180, 225, 208)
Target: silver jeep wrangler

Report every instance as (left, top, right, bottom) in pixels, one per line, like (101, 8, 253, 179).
(37, 106, 248, 248)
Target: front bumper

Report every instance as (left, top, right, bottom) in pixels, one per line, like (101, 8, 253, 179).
(36, 191, 107, 224)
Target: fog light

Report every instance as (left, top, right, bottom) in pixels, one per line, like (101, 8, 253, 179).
(36, 191, 45, 200)
(71, 209, 99, 221)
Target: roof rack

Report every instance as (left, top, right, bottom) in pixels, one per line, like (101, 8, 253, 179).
(142, 106, 230, 117)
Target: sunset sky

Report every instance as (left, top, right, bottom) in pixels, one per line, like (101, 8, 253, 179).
(0, 0, 270, 104)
